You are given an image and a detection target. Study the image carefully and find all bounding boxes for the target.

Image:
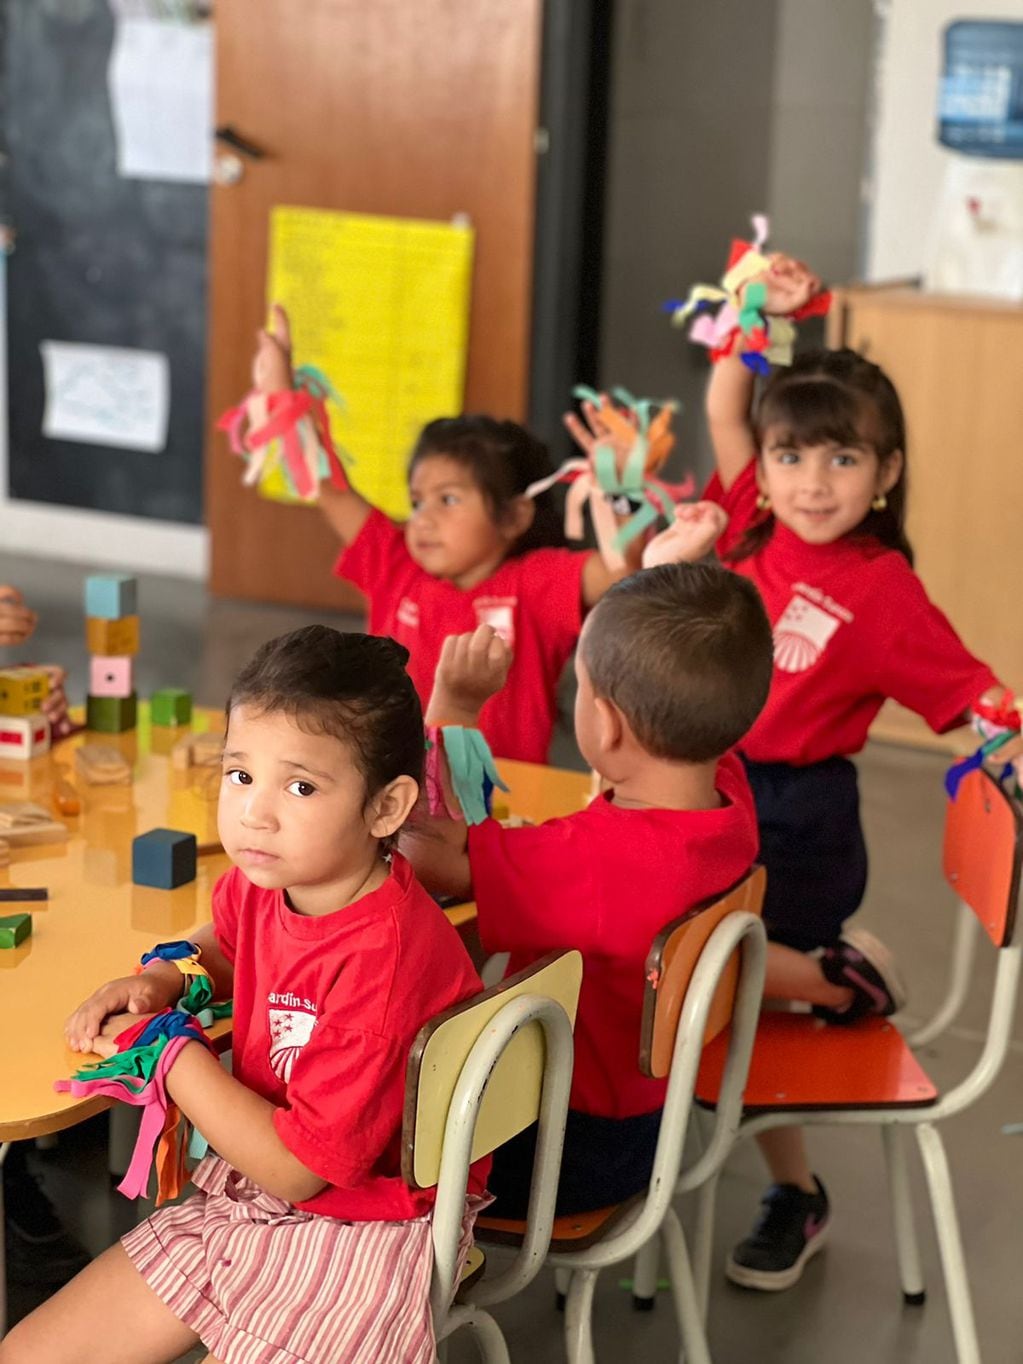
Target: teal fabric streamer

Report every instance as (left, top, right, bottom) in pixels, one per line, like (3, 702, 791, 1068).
(442, 726, 509, 826)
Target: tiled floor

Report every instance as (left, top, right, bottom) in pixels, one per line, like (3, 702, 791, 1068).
(4, 550, 1023, 1362)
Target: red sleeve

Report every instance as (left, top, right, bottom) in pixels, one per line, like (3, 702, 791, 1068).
(704, 462, 759, 557)
(210, 868, 239, 965)
(333, 507, 410, 594)
(272, 1022, 407, 1188)
(468, 816, 605, 955)
(873, 566, 1001, 733)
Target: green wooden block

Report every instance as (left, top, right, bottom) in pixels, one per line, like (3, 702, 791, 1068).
(0, 912, 31, 948)
(86, 692, 137, 734)
(151, 688, 192, 727)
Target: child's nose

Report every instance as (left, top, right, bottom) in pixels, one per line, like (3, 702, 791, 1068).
(240, 789, 275, 827)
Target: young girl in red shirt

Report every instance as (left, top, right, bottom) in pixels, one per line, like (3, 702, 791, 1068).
(6, 627, 487, 1364)
(701, 253, 1023, 1292)
(250, 307, 720, 763)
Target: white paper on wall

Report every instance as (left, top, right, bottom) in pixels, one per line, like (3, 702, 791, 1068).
(40, 341, 170, 452)
(107, 17, 213, 183)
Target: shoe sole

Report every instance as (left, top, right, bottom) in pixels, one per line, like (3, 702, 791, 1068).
(724, 1222, 829, 1292)
(840, 927, 908, 1014)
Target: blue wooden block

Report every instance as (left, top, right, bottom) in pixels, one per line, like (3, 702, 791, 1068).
(84, 574, 138, 621)
(132, 828, 197, 889)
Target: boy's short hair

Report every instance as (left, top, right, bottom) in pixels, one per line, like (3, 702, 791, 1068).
(580, 564, 773, 764)
(227, 625, 424, 794)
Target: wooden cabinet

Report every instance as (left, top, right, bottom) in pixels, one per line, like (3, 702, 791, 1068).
(828, 287, 1023, 751)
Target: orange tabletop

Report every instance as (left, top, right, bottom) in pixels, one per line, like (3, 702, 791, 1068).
(0, 707, 590, 1141)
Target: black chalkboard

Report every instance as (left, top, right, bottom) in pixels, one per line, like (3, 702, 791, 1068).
(3, 0, 206, 524)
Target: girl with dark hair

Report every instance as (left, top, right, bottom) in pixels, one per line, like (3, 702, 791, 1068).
(701, 253, 1023, 1293)
(251, 308, 717, 763)
(14, 628, 488, 1364)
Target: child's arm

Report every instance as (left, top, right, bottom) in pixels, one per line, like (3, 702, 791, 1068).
(705, 252, 822, 491)
(64, 923, 233, 1054)
(641, 501, 730, 569)
(401, 625, 511, 900)
(255, 305, 372, 547)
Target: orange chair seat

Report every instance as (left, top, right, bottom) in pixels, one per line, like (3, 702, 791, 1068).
(696, 1013, 939, 1112)
(476, 1197, 640, 1253)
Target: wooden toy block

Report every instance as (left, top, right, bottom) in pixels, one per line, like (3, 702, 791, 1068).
(151, 688, 193, 727)
(89, 655, 134, 699)
(75, 742, 132, 785)
(86, 692, 137, 734)
(0, 912, 31, 948)
(0, 838, 9, 867)
(0, 714, 51, 761)
(85, 615, 140, 657)
(0, 802, 69, 847)
(0, 886, 46, 901)
(171, 730, 223, 771)
(84, 574, 137, 620)
(132, 827, 197, 889)
(0, 667, 50, 716)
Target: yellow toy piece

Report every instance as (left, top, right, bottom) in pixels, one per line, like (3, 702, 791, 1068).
(0, 667, 50, 716)
(85, 615, 140, 657)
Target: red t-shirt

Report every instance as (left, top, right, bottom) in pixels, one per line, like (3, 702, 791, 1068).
(335, 510, 588, 762)
(467, 752, 759, 1118)
(706, 463, 1000, 766)
(212, 853, 488, 1221)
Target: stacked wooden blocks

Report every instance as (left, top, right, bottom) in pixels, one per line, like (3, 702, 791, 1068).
(0, 665, 52, 760)
(85, 575, 139, 734)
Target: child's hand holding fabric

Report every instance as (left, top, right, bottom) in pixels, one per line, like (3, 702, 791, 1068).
(64, 967, 182, 1054)
(429, 624, 512, 727)
(755, 252, 822, 317)
(642, 502, 729, 569)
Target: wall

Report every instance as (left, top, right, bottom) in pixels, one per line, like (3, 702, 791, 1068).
(866, 0, 1023, 282)
(599, 0, 875, 480)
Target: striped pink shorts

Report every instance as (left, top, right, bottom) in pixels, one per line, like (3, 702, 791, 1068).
(121, 1155, 486, 1364)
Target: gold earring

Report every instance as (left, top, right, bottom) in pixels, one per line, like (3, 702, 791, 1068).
(872, 493, 887, 512)
(756, 492, 771, 512)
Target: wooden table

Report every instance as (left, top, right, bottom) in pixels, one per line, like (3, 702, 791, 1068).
(0, 707, 591, 1142)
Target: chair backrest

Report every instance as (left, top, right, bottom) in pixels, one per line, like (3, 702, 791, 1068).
(402, 949, 583, 1189)
(943, 768, 1023, 948)
(640, 866, 766, 1080)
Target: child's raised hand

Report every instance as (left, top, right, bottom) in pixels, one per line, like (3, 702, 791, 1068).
(0, 585, 37, 646)
(431, 625, 512, 724)
(752, 252, 822, 317)
(563, 394, 638, 467)
(642, 502, 729, 569)
(64, 968, 180, 1054)
(252, 302, 294, 393)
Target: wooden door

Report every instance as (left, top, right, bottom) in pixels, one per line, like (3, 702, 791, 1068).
(830, 287, 1023, 751)
(206, 1, 543, 608)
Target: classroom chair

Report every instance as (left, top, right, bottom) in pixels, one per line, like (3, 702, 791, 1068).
(403, 949, 583, 1362)
(695, 766, 1023, 1364)
(472, 867, 768, 1364)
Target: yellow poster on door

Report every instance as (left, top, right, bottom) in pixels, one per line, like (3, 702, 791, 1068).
(264, 206, 475, 519)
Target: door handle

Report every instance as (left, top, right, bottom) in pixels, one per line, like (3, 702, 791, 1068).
(214, 125, 268, 160)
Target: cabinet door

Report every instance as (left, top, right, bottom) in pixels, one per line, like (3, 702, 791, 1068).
(833, 291, 1023, 750)
(206, 1, 542, 607)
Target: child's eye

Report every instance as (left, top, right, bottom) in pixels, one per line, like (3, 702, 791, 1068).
(833, 451, 859, 467)
(441, 493, 460, 506)
(286, 779, 317, 797)
(226, 769, 252, 786)
(774, 450, 799, 465)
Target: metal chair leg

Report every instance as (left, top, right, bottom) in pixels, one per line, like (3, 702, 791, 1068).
(631, 1234, 660, 1311)
(463, 1308, 512, 1364)
(882, 1125, 925, 1304)
(661, 1206, 711, 1364)
(563, 1269, 599, 1364)
(916, 1123, 982, 1364)
(692, 1174, 719, 1323)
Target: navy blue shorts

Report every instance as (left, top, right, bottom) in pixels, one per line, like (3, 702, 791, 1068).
(742, 755, 868, 953)
(486, 1108, 662, 1218)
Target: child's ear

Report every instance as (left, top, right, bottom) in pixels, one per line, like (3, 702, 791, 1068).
(501, 496, 535, 544)
(879, 448, 904, 494)
(368, 775, 420, 840)
(594, 695, 624, 754)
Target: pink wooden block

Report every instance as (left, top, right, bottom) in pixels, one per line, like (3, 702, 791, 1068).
(0, 713, 51, 760)
(90, 655, 134, 698)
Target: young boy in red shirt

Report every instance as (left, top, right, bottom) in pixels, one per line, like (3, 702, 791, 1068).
(404, 562, 774, 1213)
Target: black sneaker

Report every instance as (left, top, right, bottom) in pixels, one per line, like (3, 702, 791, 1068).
(815, 928, 907, 1025)
(726, 1177, 830, 1291)
(3, 1145, 91, 1288)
